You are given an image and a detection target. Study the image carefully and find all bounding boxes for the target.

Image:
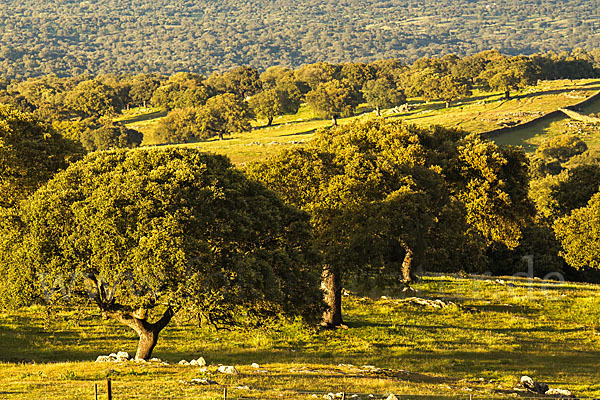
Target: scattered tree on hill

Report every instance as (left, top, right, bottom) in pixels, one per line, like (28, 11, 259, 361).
(248, 87, 300, 126)
(64, 79, 120, 118)
(129, 74, 163, 108)
(196, 94, 253, 140)
(154, 107, 199, 144)
(150, 73, 210, 110)
(436, 75, 472, 107)
(223, 66, 263, 98)
(80, 122, 143, 151)
(0, 149, 323, 359)
(305, 80, 358, 126)
(482, 56, 538, 99)
(362, 78, 407, 116)
(260, 66, 297, 89)
(536, 134, 588, 163)
(295, 62, 337, 91)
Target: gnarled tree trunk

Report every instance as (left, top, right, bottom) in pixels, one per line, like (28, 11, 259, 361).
(331, 115, 338, 127)
(321, 265, 343, 327)
(107, 306, 175, 360)
(401, 245, 413, 283)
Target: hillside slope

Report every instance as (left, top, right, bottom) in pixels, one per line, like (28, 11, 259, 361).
(2, 0, 600, 78)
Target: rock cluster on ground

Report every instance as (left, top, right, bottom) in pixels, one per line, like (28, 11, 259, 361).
(217, 365, 239, 374)
(178, 357, 206, 366)
(520, 376, 577, 398)
(95, 351, 131, 363)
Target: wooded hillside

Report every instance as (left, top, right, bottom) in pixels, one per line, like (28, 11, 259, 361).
(2, 0, 600, 78)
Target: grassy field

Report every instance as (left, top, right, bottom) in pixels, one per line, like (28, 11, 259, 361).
(1, 274, 600, 399)
(121, 79, 600, 164)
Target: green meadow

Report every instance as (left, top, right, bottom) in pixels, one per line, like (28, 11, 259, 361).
(1, 275, 599, 399)
(120, 79, 600, 165)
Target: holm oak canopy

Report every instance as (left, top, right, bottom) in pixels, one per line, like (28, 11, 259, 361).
(0, 148, 323, 359)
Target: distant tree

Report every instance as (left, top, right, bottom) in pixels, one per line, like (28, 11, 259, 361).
(554, 192, 600, 270)
(369, 59, 406, 84)
(64, 79, 120, 118)
(223, 66, 262, 98)
(80, 122, 143, 151)
(129, 74, 163, 108)
(248, 87, 300, 126)
(0, 104, 83, 208)
(150, 73, 210, 110)
(338, 62, 376, 103)
(536, 134, 588, 163)
(154, 107, 199, 144)
(436, 75, 472, 108)
(260, 66, 296, 89)
(295, 62, 337, 91)
(362, 78, 407, 116)
(196, 94, 253, 140)
(0, 149, 323, 359)
(305, 80, 358, 126)
(481, 56, 538, 99)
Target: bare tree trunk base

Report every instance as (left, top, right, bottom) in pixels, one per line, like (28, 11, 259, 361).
(321, 265, 344, 327)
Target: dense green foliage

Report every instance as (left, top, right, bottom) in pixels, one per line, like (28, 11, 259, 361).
(249, 119, 533, 325)
(1, 51, 597, 147)
(0, 148, 323, 357)
(2, 0, 600, 79)
(0, 104, 83, 208)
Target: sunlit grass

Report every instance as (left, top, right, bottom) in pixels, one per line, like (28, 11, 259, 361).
(117, 79, 600, 165)
(2, 275, 600, 399)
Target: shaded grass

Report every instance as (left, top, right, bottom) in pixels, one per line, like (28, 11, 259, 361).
(1, 275, 600, 398)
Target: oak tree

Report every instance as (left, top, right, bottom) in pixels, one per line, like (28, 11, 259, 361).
(0, 148, 323, 359)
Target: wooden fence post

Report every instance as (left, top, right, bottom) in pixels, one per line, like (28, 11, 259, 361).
(94, 383, 98, 400)
(107, 378, 112, 400)
(223, 386, 228, 400)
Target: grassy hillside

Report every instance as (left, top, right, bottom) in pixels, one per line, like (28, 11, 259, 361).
(1, 274, 599, 399)
(125, 79, 600, 164)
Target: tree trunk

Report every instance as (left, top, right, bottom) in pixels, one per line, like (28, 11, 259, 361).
(321, 265, 343, 327)
(136, 329, 159, 360)
(218, 131, 224, 140)
(331, 115, 338, 127)
(107, 306, 175, 360)
(267, 117, 273, 126)
(376, 106, 381, 117)
(504, 90, 510, 100)
(401, 246, 413, 283)
(445, 101, 450, 108)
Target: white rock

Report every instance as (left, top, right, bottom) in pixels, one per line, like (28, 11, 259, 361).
(323, 393, 335, 400)
(386, 395, 399, 400)
(190, 359, 199, 366)
(116, 351, 129, 360)
(251, 363, 260, 368)
(149, 358, 161, 362)
(95, 355, 111, 363)
(545, 388, 575, 398)
(108, 353, 118, 358)
(196, 357, 206, 366)
(178, 360, 189, 365)
(217, 365, 238, 374)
